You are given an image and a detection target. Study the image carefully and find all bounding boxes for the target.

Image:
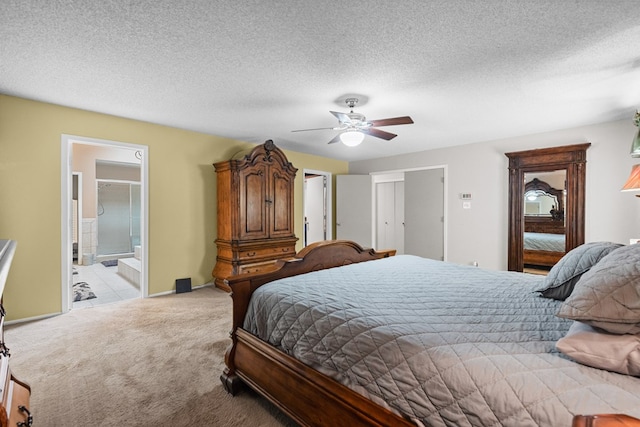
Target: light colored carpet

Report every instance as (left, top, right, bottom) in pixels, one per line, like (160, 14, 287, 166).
(5, 286, 298, 426)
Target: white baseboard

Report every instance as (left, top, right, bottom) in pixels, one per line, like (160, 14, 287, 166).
(5, 312, 61, 326)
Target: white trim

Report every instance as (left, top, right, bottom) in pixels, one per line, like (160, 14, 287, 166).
(5, 312, 61, 326)
(302, 169, 333, 242)
(71, 172, 84, 264)
(61, 134, 149, 314)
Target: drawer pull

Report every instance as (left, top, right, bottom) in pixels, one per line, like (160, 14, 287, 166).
(281, 248, 290, 252)
(246, 252, 256, 257)
(17, 405, 33, 427)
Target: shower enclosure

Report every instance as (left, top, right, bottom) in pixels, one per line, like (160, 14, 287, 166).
(97, 181, 141, 257)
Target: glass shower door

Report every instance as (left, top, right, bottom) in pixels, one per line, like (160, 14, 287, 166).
(97, 182, 141, 256)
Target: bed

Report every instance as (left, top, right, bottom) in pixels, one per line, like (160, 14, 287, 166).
(221, 240, 640, 427)
(524, 231, 565, 268)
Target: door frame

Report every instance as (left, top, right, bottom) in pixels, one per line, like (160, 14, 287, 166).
(302, 169, 332, 245)
(371, 165, 448, 261)
(61, 134, 149, 313)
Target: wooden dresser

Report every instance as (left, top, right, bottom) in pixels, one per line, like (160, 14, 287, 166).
(0, 240, 32, 427)
(212, 140, 298, 291)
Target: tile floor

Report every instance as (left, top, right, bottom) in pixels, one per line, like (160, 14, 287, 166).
(72, 261, 141, 309)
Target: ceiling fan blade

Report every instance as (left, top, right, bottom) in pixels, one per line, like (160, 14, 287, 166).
(330, 111, 352, 124)
(291, 127, 337, 132)
(362, 127, 397, 141)
(327, 134, 342, 144)
(368, 116, 414, 127)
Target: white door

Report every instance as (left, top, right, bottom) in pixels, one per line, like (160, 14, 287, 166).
(404, 169, 444, 260)
(376, 182, 395, 250)
(336, 175, 372, 247)
(394, 181, 405, 254)
(375, 181, 405, 253)
(304, 174, 326, 245)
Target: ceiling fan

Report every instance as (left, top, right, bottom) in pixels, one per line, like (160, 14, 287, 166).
(292, 98, 414, 146)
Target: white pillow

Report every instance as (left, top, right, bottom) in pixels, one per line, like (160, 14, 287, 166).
(556, 321, 640, 376)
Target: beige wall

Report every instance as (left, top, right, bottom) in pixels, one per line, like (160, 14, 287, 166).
(0, 94, 348, 321)
(350, 119, 640, 270)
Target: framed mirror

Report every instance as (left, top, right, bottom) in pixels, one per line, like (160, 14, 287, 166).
(522, 171, 566, 269)
(505, 143, 591, 272)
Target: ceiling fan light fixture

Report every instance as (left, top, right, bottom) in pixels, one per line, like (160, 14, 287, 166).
(340, 130, 365, 147)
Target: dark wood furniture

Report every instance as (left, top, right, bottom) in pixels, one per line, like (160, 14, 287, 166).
(506, 143, 590, 271)
(523, 247, 564, 269)
(0, 240, 32, 427)
(212, 140, 298, 291)
(220, 240, 413, 427)
(573, 414, 640, 427)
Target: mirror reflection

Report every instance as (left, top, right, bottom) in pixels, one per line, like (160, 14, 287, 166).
(523, 171, 566, 271)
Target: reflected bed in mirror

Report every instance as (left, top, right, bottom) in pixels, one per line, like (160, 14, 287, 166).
(523, 173, 566, 270)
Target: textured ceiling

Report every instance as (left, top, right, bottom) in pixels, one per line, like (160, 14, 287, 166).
(1, 1, 639, 161)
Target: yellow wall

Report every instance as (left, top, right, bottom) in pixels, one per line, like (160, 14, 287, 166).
(0, 94, 348, 321)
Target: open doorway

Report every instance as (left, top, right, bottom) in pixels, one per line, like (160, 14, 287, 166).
(303, 170, 332, 246)
(61, 135, 149, 313)
(372, 166, 447, 261)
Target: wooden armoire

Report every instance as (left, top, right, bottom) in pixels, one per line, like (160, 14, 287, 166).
(212, 140, 298, 291)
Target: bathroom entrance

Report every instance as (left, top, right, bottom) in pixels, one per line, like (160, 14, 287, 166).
(61, 135, 149, 313)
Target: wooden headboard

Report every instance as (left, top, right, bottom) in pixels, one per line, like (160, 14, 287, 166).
(524, 216, 565, 234)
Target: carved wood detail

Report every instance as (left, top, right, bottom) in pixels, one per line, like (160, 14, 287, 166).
(505, 143, 590, 271)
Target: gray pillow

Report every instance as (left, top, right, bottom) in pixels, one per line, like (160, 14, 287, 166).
(557, 244, 640, 334)
(536, 242, 623, 300)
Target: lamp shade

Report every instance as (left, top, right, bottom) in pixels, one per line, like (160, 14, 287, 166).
(340, 130, 364, 147)
(622, 164, 640, 192)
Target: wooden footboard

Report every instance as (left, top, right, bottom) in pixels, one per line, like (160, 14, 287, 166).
(220, 240, 411, 426)
(228, 328, 413, 426)
(524, 248, 564, 267)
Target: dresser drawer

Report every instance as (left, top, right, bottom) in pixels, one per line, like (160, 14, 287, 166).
(239, 245, 294, 261)
(238, 261, 279, 275)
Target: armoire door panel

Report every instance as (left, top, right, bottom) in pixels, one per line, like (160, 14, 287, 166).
(240, 167, 268, 239)
(271, 173, 294, 236)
